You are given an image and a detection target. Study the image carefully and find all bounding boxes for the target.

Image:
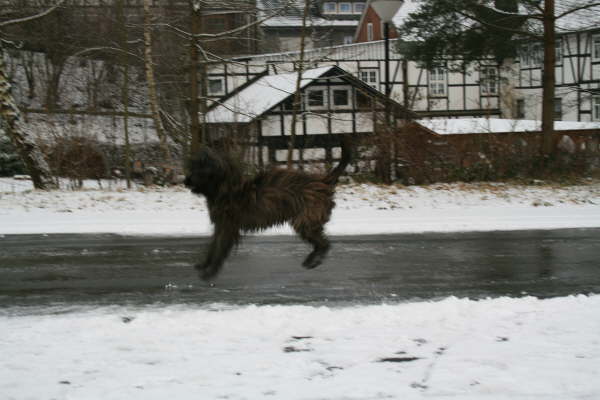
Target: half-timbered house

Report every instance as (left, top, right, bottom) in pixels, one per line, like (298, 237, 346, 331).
(515, 20, 600, 123)
(206, 39, 504, 119)
(204, 64, 414, 170)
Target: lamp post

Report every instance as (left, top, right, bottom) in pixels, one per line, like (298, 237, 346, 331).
(371, 0, 403, 182)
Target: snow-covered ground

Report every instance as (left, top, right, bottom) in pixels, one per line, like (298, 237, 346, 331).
(1, 177, 599, 235)
(2, 296, 599, 399)
(1, 177, 600, 399)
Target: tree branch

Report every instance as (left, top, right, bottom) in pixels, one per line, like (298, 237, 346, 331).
(0, 0, 67, 28)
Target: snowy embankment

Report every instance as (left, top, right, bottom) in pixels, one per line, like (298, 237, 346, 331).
(1, 178, 599, 235)
(2, 296, 600, 399)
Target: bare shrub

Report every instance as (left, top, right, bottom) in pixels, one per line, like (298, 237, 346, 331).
(49, 136, 107, 188)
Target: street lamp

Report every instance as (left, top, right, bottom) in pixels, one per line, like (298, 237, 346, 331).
(371, 0, 403, 183)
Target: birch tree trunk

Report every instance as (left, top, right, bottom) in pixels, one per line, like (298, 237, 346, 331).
(0, 44, 55, 189)
(117, 0, 132, 188)
(143, 0, 173, 166)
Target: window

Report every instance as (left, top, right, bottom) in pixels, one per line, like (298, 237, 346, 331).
(531, 43, 543, 66)
(593, 34, 600, 61)
(520, 43, 543, 68)
(356, 91, 372, 108)
(207, 77, 224, 95)
(332, 89, 350, 106)
(554, 98, 562, 120)
(429, 67, 446, 97)
(307, 89, 325, 107)
(481, 67, 498, 95)
(359, 69, 378, 89)
(343, 35, 353, 45)
(593, 96, 600, 121)
(354, 2, 365, 14)
(516, 99, 526, 119)
(339, 2, 352, 13)
(555, 37, 563, 65)
(519, 45, 530, 67)
(367, 23, 373, 41)
(323, 2, 337, 14)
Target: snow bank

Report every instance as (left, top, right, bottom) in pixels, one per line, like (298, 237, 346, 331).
(1, 295, 599, 399)
(1, 178, 599, 235)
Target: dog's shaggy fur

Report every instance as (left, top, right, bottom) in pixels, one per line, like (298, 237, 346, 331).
(185, 141, 351, 280)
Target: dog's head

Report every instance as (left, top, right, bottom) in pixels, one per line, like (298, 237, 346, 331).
(184, 147, 228, 198)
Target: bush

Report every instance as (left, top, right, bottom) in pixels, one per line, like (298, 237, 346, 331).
(0, 133, 26, 177)
(48, 136, 107, 187)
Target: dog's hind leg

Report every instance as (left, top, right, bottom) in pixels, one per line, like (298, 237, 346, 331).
(196, 224, 240, 280)
(293, 222, 331, 269)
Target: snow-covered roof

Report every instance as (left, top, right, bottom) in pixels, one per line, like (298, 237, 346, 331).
(258, 0, 359, 28)
(391, 0, 421, 27)
(417, 118, 600, 135)
(263, 17, 358, 28)
(205, 66, 337, 123)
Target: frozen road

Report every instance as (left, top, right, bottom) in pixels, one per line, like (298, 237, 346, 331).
(1, 229, 599, 308)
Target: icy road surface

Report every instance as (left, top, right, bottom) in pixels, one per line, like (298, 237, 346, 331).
(1, 229, 599, 307)
(1, 230, 600, 399)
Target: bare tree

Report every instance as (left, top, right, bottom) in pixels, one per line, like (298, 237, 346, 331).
(0, 3, 66, 189)
(143, 0, 173, 168)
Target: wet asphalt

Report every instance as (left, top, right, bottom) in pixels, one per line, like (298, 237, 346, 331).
(0, 229, 599, 309)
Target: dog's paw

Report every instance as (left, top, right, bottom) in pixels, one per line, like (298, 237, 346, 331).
(302, 252, 325, 270)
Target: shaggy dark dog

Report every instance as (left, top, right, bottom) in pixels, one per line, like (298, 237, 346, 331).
(185, 141, 351, 280)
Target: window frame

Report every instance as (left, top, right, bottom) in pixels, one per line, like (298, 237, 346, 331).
(207, 77, 225, 96)
(555, 37, 563, 66)
(353, 2, 366, 14)
(519, 43, 543, 68)
(428, 67, 447, 97)
(479, 65, 500, 96)
(367, 22, 373, 41)
(306, 88, 327, 109)
(338, 2, 352, 14)
(358, 69, 378, 89)
(554, 97, 562, 120)
(323, 2, 337, 14)
(593, 96, 600, 121)
(592, 34, 600, 61)
(332, 88, 351, 107)
(480, 66, 498, 96)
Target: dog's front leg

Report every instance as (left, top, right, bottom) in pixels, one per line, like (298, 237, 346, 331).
(196, 224, 240, 281)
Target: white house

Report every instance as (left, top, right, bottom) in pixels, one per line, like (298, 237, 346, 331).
(204, 64, 414, 169)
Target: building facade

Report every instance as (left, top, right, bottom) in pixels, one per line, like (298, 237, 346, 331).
(206, 40, 504, 119)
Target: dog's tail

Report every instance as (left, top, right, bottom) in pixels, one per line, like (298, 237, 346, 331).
(324, 136, 352, 185)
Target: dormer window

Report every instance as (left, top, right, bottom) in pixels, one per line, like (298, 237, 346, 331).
(339, 2, 352, 13)
(354, 2, 365, 13)
(323, 2, 337, 14)
(307, 88, 326, 108)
